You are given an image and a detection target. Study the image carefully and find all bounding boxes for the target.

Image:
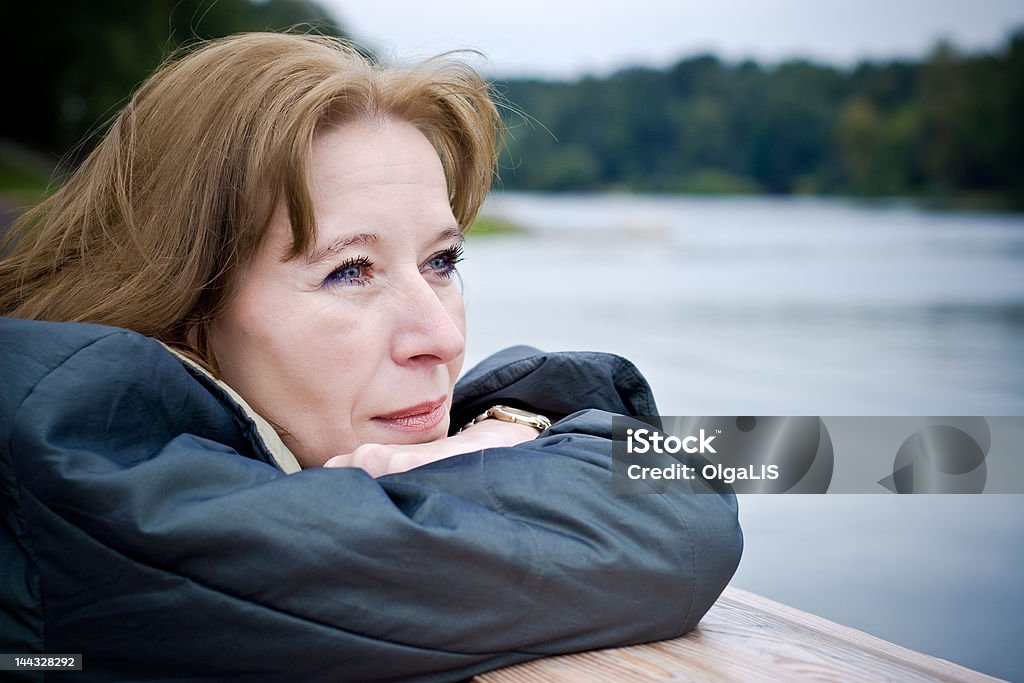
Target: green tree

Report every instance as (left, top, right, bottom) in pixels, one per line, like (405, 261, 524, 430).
(3, 0, 347, 162)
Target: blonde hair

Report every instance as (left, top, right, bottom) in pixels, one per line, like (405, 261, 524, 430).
(0, 33, 501, 371)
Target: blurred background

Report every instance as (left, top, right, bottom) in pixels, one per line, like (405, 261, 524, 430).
(2, 1, 1022, 679)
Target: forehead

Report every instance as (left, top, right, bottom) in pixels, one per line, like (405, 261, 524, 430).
(310, 117, 447, 194)
(272, 118, 458, 259)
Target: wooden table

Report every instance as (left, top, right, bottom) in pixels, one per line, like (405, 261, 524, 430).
(474, 587, 1002, 682)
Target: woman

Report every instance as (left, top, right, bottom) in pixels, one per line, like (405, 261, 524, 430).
(0, 33, 742, 681)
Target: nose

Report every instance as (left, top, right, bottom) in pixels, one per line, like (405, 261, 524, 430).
(389, 274, 466, 368)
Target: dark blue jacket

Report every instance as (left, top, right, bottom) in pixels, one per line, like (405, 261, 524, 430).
(0, 317, 742, 682)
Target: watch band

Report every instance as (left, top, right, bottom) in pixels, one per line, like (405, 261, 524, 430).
(459, 405, 552, 433)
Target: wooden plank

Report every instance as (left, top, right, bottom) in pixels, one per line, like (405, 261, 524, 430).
(474, 587, 1003, 682)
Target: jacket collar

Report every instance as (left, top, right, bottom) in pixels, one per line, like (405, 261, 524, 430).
(161, 344, 303, 474)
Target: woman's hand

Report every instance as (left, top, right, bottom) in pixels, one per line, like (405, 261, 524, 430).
(323, 419, 543, 477)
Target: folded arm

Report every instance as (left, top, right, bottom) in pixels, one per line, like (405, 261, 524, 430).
(2, 324, 742, 682)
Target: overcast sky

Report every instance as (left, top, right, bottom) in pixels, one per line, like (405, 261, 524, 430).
(320, 0, 1024, 79)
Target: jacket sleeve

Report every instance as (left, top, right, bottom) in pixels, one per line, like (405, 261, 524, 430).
(449, 344, 659, 428)
(5, 328, 742, 682)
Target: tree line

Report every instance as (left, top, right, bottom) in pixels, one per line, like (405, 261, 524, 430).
(3, 4, 1021, 209)
(494, 31, 1024, 208)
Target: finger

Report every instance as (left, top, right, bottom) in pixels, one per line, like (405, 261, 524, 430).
(323, 454, 355, 469)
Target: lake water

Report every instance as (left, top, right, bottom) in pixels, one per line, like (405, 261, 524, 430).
(460, 192, 1024, 681)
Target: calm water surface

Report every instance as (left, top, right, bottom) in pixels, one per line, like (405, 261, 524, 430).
(460, 193, 1024, 681)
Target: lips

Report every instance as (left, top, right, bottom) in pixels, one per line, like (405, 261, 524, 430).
(371, 397, 448, 433)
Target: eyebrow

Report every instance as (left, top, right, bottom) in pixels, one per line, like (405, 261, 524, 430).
(304, 233, 380, 266)
(304, 226, 464, 267)
(433, 226, 465, 247)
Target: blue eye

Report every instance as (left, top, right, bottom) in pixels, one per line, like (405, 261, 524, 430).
(424, 243, 464, 279)
(324, 257, 372, 287)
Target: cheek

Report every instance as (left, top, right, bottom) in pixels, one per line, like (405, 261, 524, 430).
(451, 301, 467, 338)
(277, 306, 382, 386)
(440, 286, 467, 333)
(214, 293, 305, 373)
(445, 293, 467, 381)
(216, 299, 385, 466)
(215, 282, 376, 407)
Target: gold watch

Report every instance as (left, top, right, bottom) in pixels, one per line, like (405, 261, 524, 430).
(460, 405, 552, 433)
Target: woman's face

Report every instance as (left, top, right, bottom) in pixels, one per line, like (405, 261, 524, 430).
(210, 118, 467, 468)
